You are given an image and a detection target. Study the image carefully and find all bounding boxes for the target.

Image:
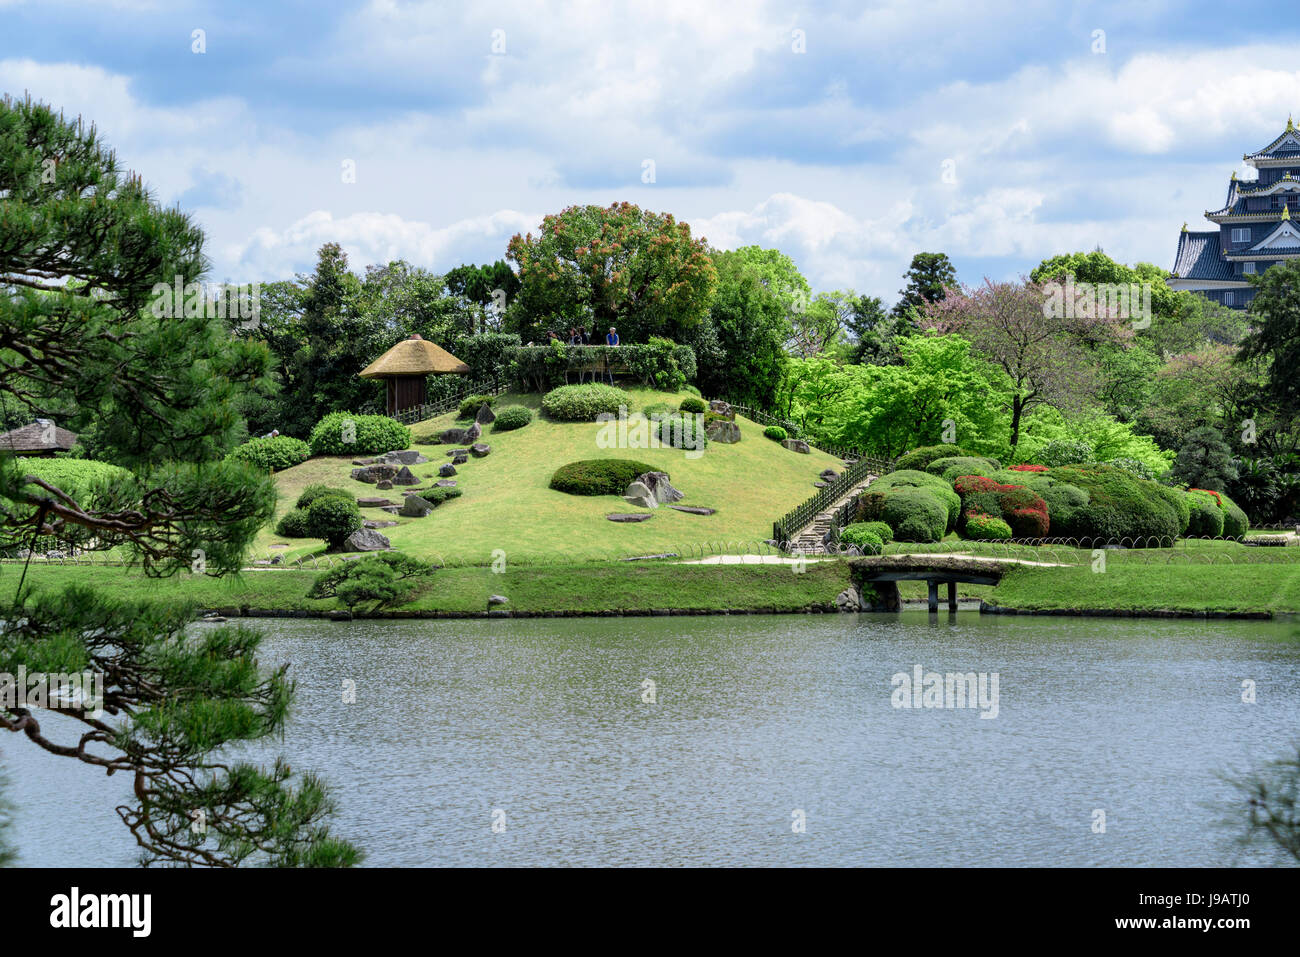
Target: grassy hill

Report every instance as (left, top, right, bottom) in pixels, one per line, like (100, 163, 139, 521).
(254, 388, 844, 565)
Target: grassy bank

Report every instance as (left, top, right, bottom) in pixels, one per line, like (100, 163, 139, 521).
(2, 560, 854, 616)
(8, 545, 1300, 617)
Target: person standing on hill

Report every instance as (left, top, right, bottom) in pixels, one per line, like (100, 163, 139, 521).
(603, 327, 619, 383)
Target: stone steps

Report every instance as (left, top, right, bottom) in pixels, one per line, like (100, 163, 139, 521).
(788, 475, 878, 553)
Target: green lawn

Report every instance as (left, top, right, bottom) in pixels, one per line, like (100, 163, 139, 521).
(255, 388, 844, 565)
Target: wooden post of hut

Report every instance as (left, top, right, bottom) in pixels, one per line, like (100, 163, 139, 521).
(359, 334, 470, 417)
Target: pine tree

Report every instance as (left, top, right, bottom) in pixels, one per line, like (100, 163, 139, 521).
(0, 95, 359, 866)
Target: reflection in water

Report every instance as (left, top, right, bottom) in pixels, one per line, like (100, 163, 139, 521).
(2, 612, 1298, 866)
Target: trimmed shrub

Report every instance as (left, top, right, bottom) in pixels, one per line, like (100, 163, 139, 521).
(491, 405, 533, 432)
(296, 484, 353, 510)
(1038, 439, 1095, 468)
(653, 412, 709, 450)
(679, 396, 707, 414)
(872, 470, 961, 530)
(838, 524, 884, 554)
(1185, 489, 1225, 537)
(893, 444, 976, 473)
(1039, 482, 1090, 537)
(1047, 465, 1180, 543)
(857, 487, 948, 543)
(458, 394, 496, 419)
(309, 413, 411, 456)
(420, 485, 464, 506)
(275, 507, 311, 538)
(964, 512, 1012, 540)
(226, 435, 311, 471)
(763, 425, 788, 442)
(1219, 491, 1250, 539)
(549, 459, 660, 496)
(305, 494, 363, 549)
(1152, 484, 1191, 536)
(856, 520, 894, 544)
(953, 475, 1049, 538)
(12, 457, 128, 504)
(308, 552, 435, 610)
(927, 456, 999, 484)
(541, 384, 631, 421)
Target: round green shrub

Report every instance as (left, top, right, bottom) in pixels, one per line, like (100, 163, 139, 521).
(226, 435, 311, 471)
(1220, 491, 1249, 539)
(491, 405, 533, 432)
(653, 412, 709, 450)
(870, 470, 961, 531)
(763, 425, 788, 442)
(1047, 465, 1180, 543)
(925, 455, 1000, 480)
(678, 396, 707, 414)
(893, 444, 975, 472)
(306, 495, 363, 549)
(458, 394, 496, 419)
(838, 524, 884, 554)
(275, 507, 312, 538)
(1185, 490, 1225, 537)
(1038, 439, 1095, 468)
(1039, 482, 1090, 537)
(858, 487, 948, 543)
(1105, 457, 1155, 481)
(296, 484, 353, 510)
(1152, 484, 1191, 536)
(964, 512, 1012, 540)
(541, 384, 631, 421)
(549, 459, 660, 496)
(308, 412, 411, 456)
(856, 520, 894, 544)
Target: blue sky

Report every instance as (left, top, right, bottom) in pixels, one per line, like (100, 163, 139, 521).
(4, 0, 1300, 301)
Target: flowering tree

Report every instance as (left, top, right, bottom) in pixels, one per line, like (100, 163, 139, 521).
(923, 278, 1130, 447)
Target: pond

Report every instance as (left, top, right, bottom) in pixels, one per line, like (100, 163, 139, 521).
(3, 613, 1299, 866)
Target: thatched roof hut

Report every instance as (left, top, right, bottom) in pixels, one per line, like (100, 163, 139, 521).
(0, 419, 77, 456)
(359, 334, 470, 414)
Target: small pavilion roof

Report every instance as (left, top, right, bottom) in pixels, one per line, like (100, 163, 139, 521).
(359, 335, 470, 378)
(0, 419, 77, 454)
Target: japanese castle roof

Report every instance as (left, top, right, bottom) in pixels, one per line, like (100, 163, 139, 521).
(1244, 118, 1300, 163)
(1171, 230, 1235, 281)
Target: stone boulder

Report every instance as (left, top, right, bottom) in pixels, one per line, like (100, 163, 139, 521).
(623, 481, 656, 509)
(344, 528, 392, 552)
(445, 448, 470, 457)
(391, 465, 419, 485)
(351, 463, 400, 484)
(434, 479, 457, 488)
(835, 587, 862, 612)
(668, 505, 715, 515)
(399, 495, 436, 517)
(708, 399, 734, 418)
(705, 419, 741, 443)
(607, 513, 653, 522)
(356, 496, 398, 508)
(363, 519, 398, 529)
(488, 594, 508, 605)
(438, 463, 457, 477)
(452, 452, 469, 465)
(376, 479, 393, 490)
(439, 427, 476, 445)
(475, 403, 496, 425)
(470, 443, 491, 458)
(381, 449, 428, 466)
(634, 471, 683, 505)
(781, 438, 811, 454)
(819, 468, 839, 482)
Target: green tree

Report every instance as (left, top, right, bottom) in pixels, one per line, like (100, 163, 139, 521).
(893, 252, 957, 318)
(506, 202, 717, 344)
(697, 249, 792, 406)
(846, 294, 907, 364)
(791, 289, 852, 358)
(1240, 257, 1300, 415)
(444, 260, 520, 332)
(1171, 425, 1239, 492)
(0, 96, 357, 867)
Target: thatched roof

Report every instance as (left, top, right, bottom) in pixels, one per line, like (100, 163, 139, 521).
(0, 419, 77, 454)
(359, 335, 470, 378)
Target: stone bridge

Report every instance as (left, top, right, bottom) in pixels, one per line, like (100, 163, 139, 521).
(847, 555, 1009, 612)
